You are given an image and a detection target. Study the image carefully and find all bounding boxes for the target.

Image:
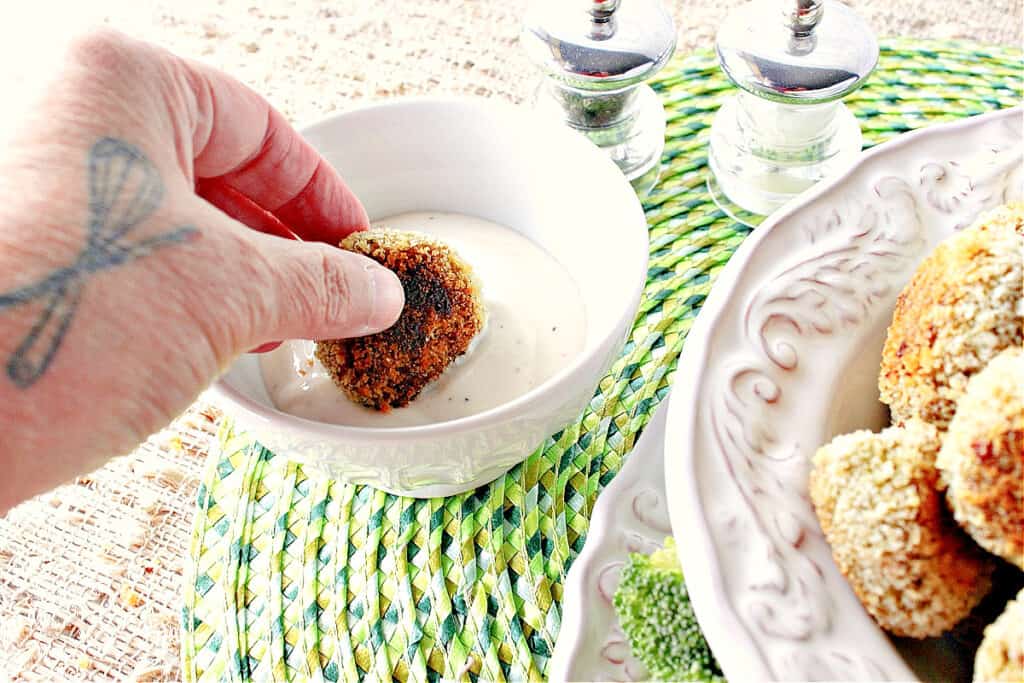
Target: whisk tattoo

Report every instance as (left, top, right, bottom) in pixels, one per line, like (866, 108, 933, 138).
(0, 138, 198, 388)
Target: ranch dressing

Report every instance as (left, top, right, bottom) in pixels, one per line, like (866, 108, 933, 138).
(260, 211, 586, 427)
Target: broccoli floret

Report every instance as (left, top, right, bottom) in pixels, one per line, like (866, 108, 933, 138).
(612, 537, 725, 682)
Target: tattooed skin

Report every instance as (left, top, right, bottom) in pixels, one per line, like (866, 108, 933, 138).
(0, 138, 198, 388)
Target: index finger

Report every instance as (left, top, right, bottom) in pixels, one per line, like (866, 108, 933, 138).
(184, 59, 368, 244)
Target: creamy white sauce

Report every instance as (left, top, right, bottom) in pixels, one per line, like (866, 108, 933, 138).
(259, 211, 586, 427)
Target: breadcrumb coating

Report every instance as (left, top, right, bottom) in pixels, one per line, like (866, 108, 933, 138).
(973, 588, 1024, 683)
(315, 229, 485, 412)
(809, 420, 994, 638)
(938, 347, 1024, 569)
(879, 202, 1024, 430)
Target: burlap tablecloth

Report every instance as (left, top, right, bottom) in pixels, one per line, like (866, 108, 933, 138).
(0, 1, 1020, 680)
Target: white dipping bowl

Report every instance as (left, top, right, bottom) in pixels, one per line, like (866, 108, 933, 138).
(209, 98, 648, 497)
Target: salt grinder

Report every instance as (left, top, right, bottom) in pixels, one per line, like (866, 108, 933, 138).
(522, 0, 676, 196)
(708, 0, 878, 219)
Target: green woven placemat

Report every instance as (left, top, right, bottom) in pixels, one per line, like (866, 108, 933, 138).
(182, 39, 1022, 683)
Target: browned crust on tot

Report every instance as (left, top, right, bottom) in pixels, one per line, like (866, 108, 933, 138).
(938, 347, 1024, 569)
(315, 229, 485, 412)
(810, 420, 995, 638)
(878, 202, 1023, 430)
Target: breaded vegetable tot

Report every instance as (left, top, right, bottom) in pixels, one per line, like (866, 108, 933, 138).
(973, 588, 1023, 683)
(938, 347, 1024, 569)
(316, 229, 485, 412)
(809, 420, 994, 638)
(879, 202, 1023, 430)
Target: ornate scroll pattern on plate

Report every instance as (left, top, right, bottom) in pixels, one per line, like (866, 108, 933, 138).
(590, 488, 674, 681)
(920, 118, 1024, 225)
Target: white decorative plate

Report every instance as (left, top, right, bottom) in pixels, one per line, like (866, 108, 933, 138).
(665, 107, 1023, 682)
(548, 401, 673, 682)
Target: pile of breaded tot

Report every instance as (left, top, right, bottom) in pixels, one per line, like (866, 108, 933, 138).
(810, 202, 1024, 682)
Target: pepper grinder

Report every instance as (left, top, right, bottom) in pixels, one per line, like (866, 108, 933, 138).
(708, 0, 878, 221)
(522, 0, 676, 196)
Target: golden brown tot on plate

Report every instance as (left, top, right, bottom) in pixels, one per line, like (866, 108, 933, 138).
(315, 229, 485, 412)
(937, 347, 1024, 569)
(809, 420, 994, 638)
(973, 588, 1023, 683)
(879, 202, 1023, 430)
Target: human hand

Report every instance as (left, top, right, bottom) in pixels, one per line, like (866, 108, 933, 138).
(0, 29, 404, 512)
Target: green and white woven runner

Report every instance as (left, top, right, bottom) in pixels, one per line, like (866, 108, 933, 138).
(182, 40, 1022, 682)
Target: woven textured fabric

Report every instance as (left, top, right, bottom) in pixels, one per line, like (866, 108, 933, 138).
(182, 40, 1023, 682)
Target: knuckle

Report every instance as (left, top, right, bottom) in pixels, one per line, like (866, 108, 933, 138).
(281, 246, 354, 335)
(66, 28, 133, 71)
(314, 248, 355, 332)
(231, 236, 279, 345)
(187, 228, 274, 354)
(63, 29, 170, 109)
(223, 235, 361, 343)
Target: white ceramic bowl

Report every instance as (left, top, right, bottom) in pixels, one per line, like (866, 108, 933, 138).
(209, 98, 648, 498)
(666, 107, 1022, 681)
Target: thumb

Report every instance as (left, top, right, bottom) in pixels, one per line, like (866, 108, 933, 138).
(242, 228, 405, 344)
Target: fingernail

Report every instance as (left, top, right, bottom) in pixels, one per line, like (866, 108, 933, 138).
(248, 341, 282, 353)
(366, 263, 404, 332)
